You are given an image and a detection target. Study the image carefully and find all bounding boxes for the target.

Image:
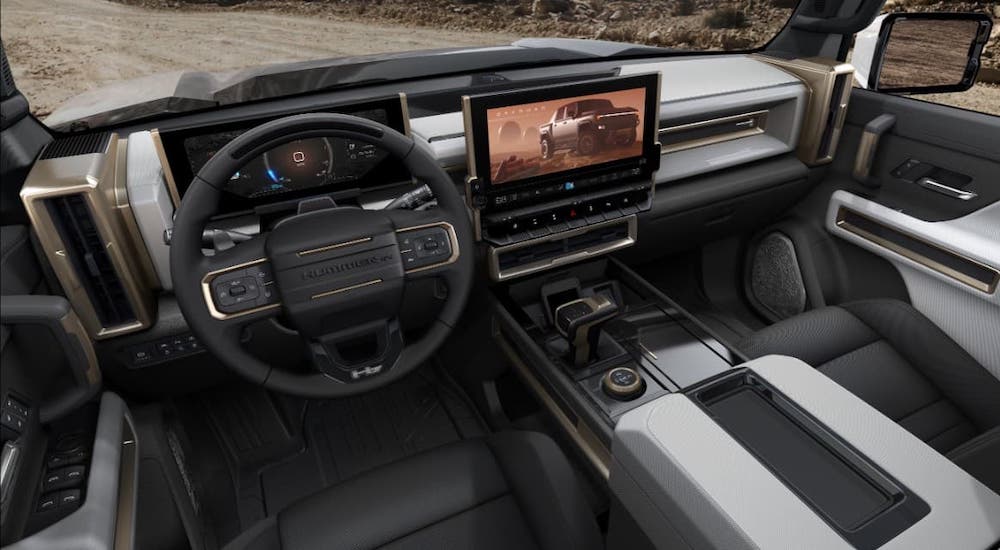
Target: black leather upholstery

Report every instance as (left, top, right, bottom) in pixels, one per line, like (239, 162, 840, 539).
(223, 431, 602, 550)
(739, 299, 1000, 492)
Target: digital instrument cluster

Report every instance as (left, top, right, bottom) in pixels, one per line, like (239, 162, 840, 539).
(160, 95, 410, 209)
(184, 132, 384, 199)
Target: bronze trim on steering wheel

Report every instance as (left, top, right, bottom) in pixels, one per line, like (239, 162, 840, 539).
(298, 237, 373, 257)
(200, 258, 281, 320)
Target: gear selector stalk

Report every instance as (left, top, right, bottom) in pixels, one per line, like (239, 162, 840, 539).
(555, 295, 619, 368)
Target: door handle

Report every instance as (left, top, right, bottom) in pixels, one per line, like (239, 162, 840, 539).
(853, 114, 896, 187)
(916, 177, 978, 201)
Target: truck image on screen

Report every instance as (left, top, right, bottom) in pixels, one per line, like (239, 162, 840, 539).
(538, 98, 639, 159)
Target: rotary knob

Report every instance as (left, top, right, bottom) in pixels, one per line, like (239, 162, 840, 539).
(602, 366, 645, 401)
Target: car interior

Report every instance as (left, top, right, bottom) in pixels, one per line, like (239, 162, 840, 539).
(1, 0, 999, 548)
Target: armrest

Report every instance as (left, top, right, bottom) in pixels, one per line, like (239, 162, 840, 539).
(3, 393, 137, 550)
(0, 296, 101, 423)
(609, 355, 1000, 550)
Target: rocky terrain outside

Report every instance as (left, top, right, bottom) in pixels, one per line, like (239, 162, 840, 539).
(2, 0, 997, 117)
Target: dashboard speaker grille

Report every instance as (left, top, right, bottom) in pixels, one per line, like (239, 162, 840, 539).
(40, 132, 111, 160)
(45, 194, 137, 327)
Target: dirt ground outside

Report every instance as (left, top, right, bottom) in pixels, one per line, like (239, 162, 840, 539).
(1, 0, 997, 119)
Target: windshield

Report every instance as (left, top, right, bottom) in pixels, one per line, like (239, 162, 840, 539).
(2, 0, 797, 129)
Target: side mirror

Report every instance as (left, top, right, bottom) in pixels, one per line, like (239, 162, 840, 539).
(853, 12, 993, 94)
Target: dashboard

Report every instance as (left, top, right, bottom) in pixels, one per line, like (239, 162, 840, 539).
(22, 52, 842, 344)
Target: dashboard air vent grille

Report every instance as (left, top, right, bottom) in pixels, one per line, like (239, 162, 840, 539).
(40, 132, 111, 160)
(45, 194, 137, 327)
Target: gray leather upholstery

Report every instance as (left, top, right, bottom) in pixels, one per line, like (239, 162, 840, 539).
(739, 299, 1000, 493)
(223, 431, 602, 550)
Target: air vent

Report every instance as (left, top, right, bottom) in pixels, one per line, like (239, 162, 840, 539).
(39, 132, 111, 160)
(45, 194, 137, 327)
(489, 216, 636, 281)
(816, 73, 850, 161)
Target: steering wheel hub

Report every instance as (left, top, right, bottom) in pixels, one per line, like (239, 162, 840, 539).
(266, 207, 405, 381)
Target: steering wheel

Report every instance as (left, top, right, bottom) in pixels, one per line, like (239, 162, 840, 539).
(170, 113, 474, 397)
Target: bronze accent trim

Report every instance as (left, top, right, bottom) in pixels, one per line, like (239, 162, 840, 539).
(638, 342, 658, 361)
(753, 55, 854, 165)
(836, 208, 999, 294)
(488, 216, 637, 282)
(398, 92, 412, 138)
(20, 133, 156, 339)
(853, 130, 880, 181)
(200, 258, 281, 320)
(496, 331, 611, 479)
(396, 221, 461, 274)
(114, 417, 138, 550)
(659, 110, 769, 154)
(149, 129, 181, 208)
(461, 95, 477, 183)
(311, 278, 383, 300)
(298, 237, 372, 257)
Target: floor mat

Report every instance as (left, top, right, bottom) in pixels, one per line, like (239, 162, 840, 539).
(261, 367, 486, 514)
(172, 365, 487, 542)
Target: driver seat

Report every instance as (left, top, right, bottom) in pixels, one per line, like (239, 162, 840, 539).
(223, 431, 603, 550)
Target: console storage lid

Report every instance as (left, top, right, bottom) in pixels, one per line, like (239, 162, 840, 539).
(609, 355, 1000, 550)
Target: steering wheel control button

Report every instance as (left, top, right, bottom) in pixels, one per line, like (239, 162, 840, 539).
(398, 226, 453, 271)
(602, 366, 645, 401)
(211, 270, 266, 314)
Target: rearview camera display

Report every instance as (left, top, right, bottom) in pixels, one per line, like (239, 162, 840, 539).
(486, 88, 646, 186)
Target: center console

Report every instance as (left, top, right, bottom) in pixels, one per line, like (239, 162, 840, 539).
(491, 257, 742, 476)
(608, 357, 1000, 550)
(489, 257, 1000, 549)
(463, 74, 661, 281)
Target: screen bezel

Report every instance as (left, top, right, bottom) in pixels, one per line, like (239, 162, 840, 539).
(464, 74, 661, 197)
(159, 94, 411, 212)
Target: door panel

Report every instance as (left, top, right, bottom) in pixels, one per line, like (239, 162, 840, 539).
(825, 190, 1000, 379)
(818, 88, 1000, 378)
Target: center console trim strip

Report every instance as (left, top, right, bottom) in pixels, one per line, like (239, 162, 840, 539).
(496, 331, 612, 479)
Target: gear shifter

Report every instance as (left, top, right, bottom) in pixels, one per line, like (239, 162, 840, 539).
(555, 295, 619, 368)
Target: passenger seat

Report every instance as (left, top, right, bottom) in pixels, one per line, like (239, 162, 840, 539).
(738, 299, 1000, 494)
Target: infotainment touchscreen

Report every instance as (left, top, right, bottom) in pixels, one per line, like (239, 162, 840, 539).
(463, 74, 660, 210)
(486, 88, 646, 186)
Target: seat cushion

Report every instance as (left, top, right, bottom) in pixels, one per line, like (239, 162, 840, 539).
(739, 299, 1000, 454)
(223, 431, 602, 550)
